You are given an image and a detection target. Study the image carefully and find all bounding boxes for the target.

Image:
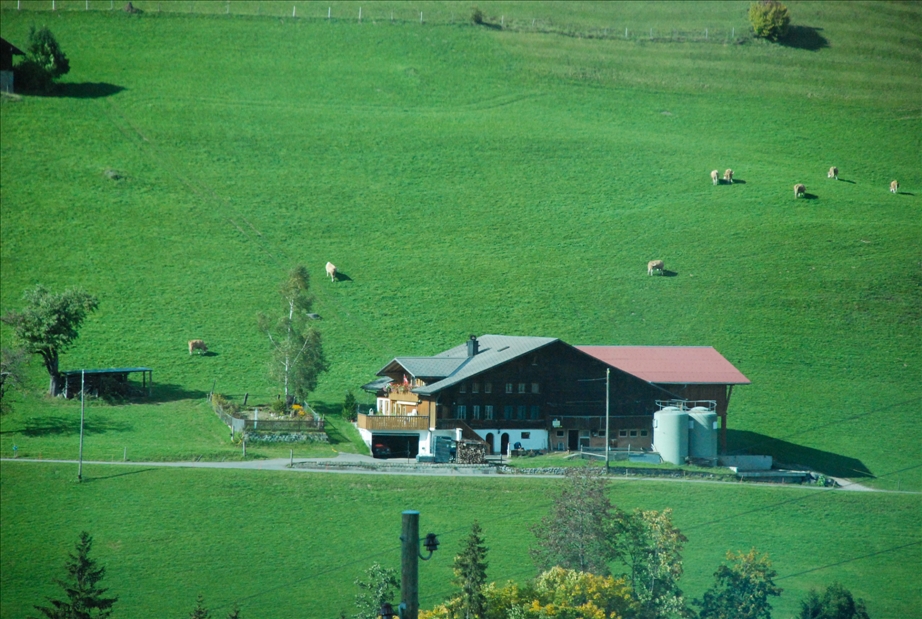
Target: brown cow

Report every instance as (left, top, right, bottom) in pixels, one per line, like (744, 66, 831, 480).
(828, 166, 838, 180)
(890, 180, 899, 194)
(710, 170, 719, 185)
(325, 261, 337, 282)
(723, 169, 734, 184)
(188, 339, 207, 355)
(794, 183, 806, 198)
(648, 259, 665, 276)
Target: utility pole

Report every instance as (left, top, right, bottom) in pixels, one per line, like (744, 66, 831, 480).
(605, 367, 610, 474)
(78, 370, 86, 482)
(401, 511, 420, 619)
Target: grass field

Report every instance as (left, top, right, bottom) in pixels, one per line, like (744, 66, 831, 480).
(1, 1, 920, 616)
(1, 462, 919, 618)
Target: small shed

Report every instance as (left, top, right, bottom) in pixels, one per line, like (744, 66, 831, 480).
(0, 37, 25, 93)
(61, 367, 153, 399)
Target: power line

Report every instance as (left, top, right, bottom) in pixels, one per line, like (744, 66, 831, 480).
(777, 541, 921, 581)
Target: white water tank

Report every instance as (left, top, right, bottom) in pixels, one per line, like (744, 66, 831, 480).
(653, 407, 688, 465)
(688, 407, 718, 460)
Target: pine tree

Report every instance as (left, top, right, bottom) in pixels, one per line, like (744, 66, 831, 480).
(188, 594, 211, 619)
(453, 522, 489, 619)
(32, 531, 118, 619)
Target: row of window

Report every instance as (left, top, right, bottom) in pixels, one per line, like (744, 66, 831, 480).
(553, 429, 649, 438)
(459, 382, 540, 395)
(455, 404, 541, 421)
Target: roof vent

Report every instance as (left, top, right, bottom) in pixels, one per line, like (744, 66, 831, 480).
(467, 335, 479, 357)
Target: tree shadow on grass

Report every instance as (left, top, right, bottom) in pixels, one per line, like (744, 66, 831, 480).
(53, 82, 126, 99)
(780, 26, 829, 51)
(726, 429, 873, 478)
(13, 415, 133, 438)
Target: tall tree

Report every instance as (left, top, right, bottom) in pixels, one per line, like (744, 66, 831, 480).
(16, 25, 71, 92)
(1, 346, 30, 413)
(32, 531, 118, 619)
(615, 508, 688, 618)
(531, 468, 620, 575)
(696, 548, 782, 619)
(2, 285, 98, 396)
(257, 266, 327, 406)
(188, 595, 211, 619)
(797, 583, 870, 619)
(353, 562, 399, 619)
(452, 521, 489, 619)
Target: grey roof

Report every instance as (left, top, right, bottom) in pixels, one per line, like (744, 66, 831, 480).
(62, 367, 152, 375)
(376, 335, 558, 396)
(380, 357, 467, 379)
(361, 376, 393, 392)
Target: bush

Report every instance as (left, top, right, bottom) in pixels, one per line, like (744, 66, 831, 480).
(749, 1, 791, 41)
(342, 390, 357, 421)
(211, 393, 239, 415)
(470, 6, 484, 25)
(269, 397, 287, 416)
(15, 26, 70, 93)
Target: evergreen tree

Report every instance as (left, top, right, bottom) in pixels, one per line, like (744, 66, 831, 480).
(342, 390, 358, 421)
(453, 521, 489, 619)
(32, 531, 118, 619)
(188, 594, 211, 619)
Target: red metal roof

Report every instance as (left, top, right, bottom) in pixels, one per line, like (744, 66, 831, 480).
(576, 346, 750, 385)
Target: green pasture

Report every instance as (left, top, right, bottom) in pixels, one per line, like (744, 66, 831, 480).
(1, 462, 919, 618)
(0, 2, 920, 614)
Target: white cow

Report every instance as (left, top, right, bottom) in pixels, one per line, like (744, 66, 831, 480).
(647, 259, 665, 276)
(723, 169, 734, 184)
(890, 180, 899, 194)
(794, 183, 806, 198)
(828, 166, 838, 180)
(710, 170, 719, 185)
(325, 261, 338, 282)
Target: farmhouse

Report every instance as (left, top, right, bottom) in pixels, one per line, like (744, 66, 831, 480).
(360, 335, 748, 459)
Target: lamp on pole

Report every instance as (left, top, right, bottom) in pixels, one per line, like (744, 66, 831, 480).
(389, 510, 439, 619)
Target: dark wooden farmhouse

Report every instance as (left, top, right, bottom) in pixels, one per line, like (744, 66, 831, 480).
(360, 334, 748, 459)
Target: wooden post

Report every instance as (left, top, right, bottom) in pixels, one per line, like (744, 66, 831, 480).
(358, 6, 361, 21)
(401, 511, 420, 619)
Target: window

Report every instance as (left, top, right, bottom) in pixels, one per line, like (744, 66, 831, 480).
(503, 405, 513, 420)
(473, 405, 481, 420)
(485, 382, 492, 394)
(472, 382, 480, 394)
(598, 430, 606, 437)
(531, 382, 540, 394)
(530, 405, 540, 419)
(640, 429, 648, 437)
(485, 405, 494, 420)
(459, 383, 466, 393)
(521, 432, 531, 439)
(457, 405, 467, 420)
(518, 382, 526, 394)
(629, 429, 638, 437)
(619, 430, 628, 437)
(517, 405, 526, 420)
(556, 430, 565, 437)
(505, 383, 513, 394)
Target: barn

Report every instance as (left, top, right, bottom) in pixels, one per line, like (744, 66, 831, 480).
(0, 37, 25, 94)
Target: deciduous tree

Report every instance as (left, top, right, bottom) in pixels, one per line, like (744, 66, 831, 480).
(353, 562, 399, 619)
(1, 285, 98, 396)
(31, 531, 118, 619)
(614, 508, 688, 618)
(797, 583, 870, 619)
(16, 25, 70, 92)
(257, 266, 327, 406)
(531, 468, 620, 575)
(696, 548, 782, 619)
(0, 346, 30, 413)
(749, 1, 791, 41)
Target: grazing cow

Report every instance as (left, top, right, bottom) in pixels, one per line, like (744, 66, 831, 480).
(890, 180, 899, 194)
(648, 259, 665, 276)
(794, 183, 806, 198)
(723, 169, 734, 184)
(188, 339, 207, 355)
(828, 166, 838, 180)
(325, 261, 337, 282)
(710, 170, 719, 185)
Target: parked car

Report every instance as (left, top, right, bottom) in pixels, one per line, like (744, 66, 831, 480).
(372, 443, 392, 458)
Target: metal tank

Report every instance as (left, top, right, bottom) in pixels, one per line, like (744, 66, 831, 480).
(688, 407, 718, 460)
(653, 407, 688, 465)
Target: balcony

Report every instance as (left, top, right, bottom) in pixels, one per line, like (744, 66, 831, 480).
(357, 413, 429, 432)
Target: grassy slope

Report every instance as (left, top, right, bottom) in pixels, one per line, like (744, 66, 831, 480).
(1, 462, 919, 618)
(0, 2, 919, 614)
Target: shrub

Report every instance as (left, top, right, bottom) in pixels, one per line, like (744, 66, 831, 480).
(470, 6, 484, 25)
(211, 393, 239, 415)
(269, 397, 287, 415)
(15, 26, 70, 93)
(342, 390, 357, 421)
(749, 1, 791, 41)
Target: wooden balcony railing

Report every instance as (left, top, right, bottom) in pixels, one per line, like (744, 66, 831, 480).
(357, 413, 429, 431)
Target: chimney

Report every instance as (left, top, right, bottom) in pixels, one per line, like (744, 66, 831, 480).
(466, 335, 479, 357)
